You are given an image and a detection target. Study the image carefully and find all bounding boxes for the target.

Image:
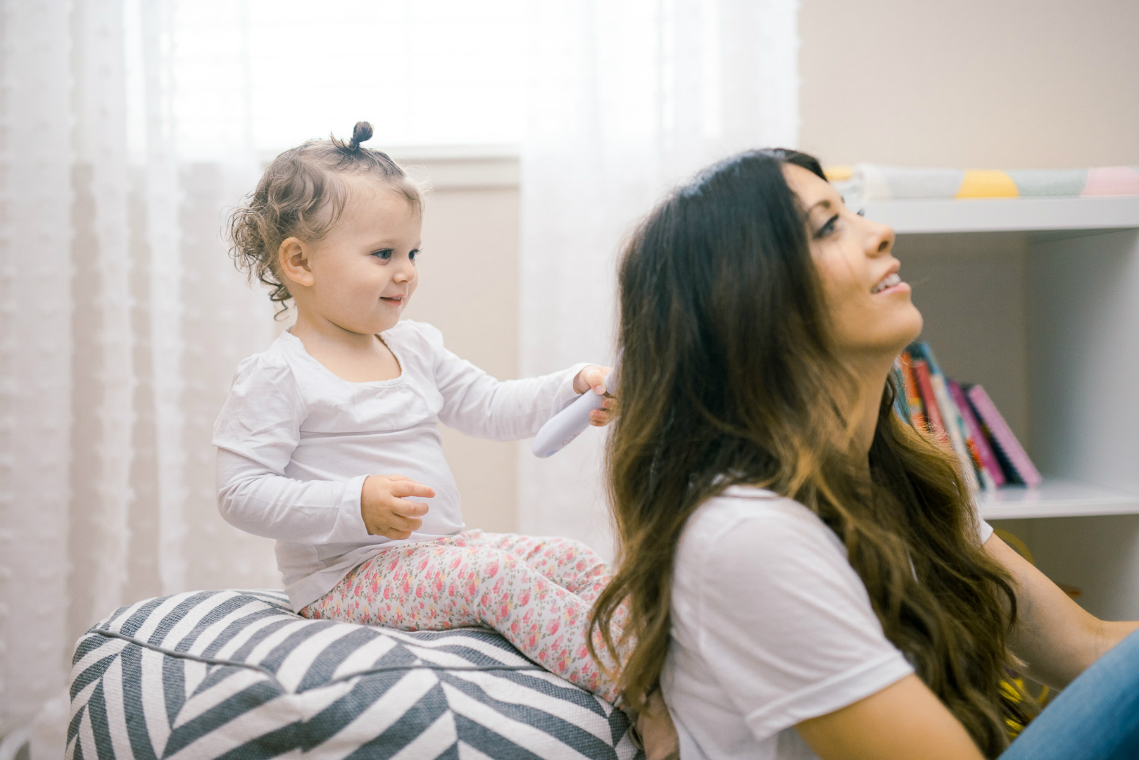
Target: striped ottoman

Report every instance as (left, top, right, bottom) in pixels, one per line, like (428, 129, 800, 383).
(68, 589, 641, 759)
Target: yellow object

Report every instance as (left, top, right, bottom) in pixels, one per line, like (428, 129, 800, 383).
(824, 165, 854, 182)
(992, 527, 1055, 737)
(957, 170, 1020, 198)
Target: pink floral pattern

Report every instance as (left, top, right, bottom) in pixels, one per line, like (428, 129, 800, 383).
(300, 530, 628, 702)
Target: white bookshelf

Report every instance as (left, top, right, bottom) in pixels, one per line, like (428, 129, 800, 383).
(871, 196, 1139, 621)
(866, 196, 1139, 235)
(979, 478, 1139, 520)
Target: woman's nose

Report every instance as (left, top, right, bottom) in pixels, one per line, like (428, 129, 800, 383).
(866, 219, 895, 257)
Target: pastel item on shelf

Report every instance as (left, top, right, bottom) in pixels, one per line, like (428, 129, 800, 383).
(1006, 169, 1088, 197)
(826, 164, 1139, 202)
(1081, 166, 1139, 196)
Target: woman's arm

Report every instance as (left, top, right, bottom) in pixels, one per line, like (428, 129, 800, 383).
(796, 674, 984, 760)
(985, 534, 1139, 689)
(795, 533, 1139, 760)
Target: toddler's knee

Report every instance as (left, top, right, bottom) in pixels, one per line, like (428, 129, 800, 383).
(468, 550, 526, 584)
(556, 537, 605, 565)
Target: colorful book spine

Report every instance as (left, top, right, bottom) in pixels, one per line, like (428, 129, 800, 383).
(928, 372, 980, 492)
(911, 358, 945, 438)
(968, 440, 998, 491)
(898, 351, 927, 432)
(966, 384, 1043, 487)
(949, 379, 1006, 487)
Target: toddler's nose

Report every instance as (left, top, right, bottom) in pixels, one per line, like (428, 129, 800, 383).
(393, 262, 414, 283)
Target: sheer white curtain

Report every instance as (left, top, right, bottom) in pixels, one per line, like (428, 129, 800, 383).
(0, 0, 280, 752)
(518, 0, 800, 556)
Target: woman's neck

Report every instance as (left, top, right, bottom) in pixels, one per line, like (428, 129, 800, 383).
(846, 353, 895, 461)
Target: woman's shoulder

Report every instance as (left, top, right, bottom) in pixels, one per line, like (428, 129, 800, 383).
(673, 484, 901, 672)
(674, 485, 861, 616)
(680, 485, 844, 566)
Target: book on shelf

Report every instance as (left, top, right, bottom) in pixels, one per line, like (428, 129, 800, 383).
(898, 341, 1041, 491)
(910, 358, 946, 437)
(898, 351, 928, 433)
(965, 384, 1043, 487)
(948, 379, 1006, 488)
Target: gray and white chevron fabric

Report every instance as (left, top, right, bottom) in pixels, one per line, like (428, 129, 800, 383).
(68, 589, 641, 759)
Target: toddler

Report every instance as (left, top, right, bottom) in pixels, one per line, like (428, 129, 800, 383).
(214, 123, 628, 706)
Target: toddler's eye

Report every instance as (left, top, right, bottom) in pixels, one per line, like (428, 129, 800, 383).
(409, 249, 419, 261)
(856, 208, 866, 217)
(372, 249, 393, 260)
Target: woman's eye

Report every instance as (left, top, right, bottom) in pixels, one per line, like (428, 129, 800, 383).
(816, 215, 839, 238)
(856, 208, 866, 217)
(372, 249, 393, 260)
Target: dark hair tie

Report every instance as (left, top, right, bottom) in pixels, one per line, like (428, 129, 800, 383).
(348, 121, 374, 151)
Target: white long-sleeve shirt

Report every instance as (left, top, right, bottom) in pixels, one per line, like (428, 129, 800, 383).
(213, 319, 586, 611)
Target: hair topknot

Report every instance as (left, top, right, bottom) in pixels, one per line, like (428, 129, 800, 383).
(225, 121, 423, 318)
(330, 120, 375, 153)
(349, 121, 373, 150)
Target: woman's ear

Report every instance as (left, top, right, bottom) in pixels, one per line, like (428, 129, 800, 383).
(277, 237, 315, 288)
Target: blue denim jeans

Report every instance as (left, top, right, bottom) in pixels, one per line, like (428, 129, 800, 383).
(1000, 628, 1139, 759)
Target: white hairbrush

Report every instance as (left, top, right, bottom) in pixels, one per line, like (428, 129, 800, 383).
(531, 364, 619, 458)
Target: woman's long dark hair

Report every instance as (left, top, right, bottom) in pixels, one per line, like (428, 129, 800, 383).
(590, 149, 1031, 757)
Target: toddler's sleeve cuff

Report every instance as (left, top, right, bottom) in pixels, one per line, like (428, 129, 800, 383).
(331, 474, 370, 542)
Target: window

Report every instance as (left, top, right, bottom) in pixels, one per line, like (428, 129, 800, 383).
(171, 0, 526, 156)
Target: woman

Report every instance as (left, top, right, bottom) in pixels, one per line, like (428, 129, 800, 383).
(590, 149, 1139, 759)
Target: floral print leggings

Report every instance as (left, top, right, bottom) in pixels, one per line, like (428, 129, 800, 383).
(300, 530, 629, 703)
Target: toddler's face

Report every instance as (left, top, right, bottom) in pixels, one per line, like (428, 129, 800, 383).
(306, 179, 422, 336)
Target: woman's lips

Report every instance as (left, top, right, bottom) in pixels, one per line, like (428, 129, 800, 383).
(872, 281, 910, 296)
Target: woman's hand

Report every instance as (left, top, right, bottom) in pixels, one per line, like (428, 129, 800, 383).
(573, 365, 617, 426)
(361, 475, 434, 539)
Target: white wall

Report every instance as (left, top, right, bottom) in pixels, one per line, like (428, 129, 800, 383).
(798, 0, 1139, 168)
(397, 156, 523, 534)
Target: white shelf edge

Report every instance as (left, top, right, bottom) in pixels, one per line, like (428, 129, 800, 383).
(980, 477, 1139, 520)
(865, 196, 1139, 235)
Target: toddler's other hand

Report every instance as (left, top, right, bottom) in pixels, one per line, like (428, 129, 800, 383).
(361, 474, 434, 540)
(573, 365, 617, 427)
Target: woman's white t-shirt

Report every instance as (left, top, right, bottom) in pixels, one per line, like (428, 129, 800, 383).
(212, 319, 585, 611)
(662, 485, 994, 760)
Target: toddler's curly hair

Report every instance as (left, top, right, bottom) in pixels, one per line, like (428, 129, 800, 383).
(226, 121, 423, 315)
